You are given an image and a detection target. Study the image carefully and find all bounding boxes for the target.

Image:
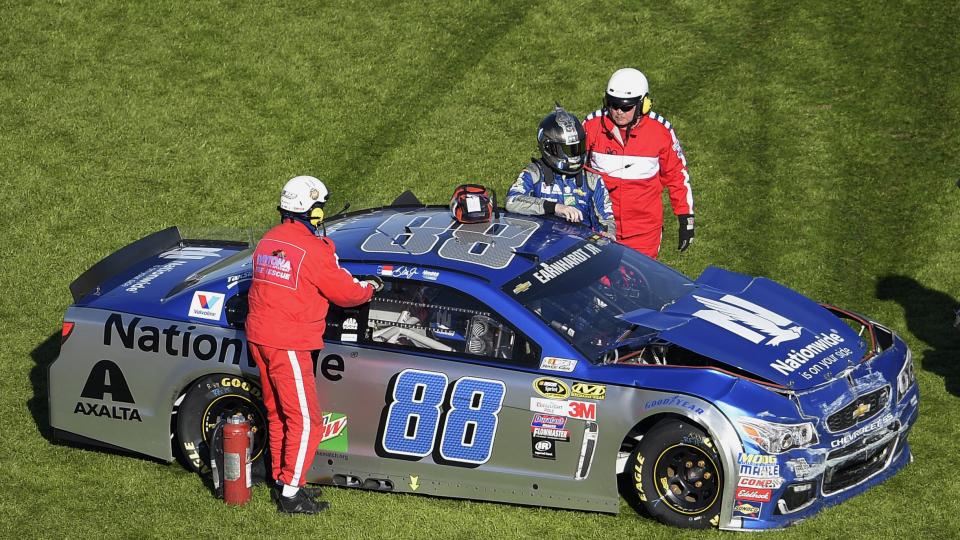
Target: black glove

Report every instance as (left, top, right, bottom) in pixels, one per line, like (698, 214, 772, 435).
(678, 214, 694, 252)
(363, 275, 384, 292)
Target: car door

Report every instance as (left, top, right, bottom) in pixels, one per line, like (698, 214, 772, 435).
(310, 276, 606, 509)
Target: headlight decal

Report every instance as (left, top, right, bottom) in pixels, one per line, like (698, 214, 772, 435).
(737, 417, 819, 454)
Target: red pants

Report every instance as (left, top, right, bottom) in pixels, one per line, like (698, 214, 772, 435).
(249, 344, 322, 487)
(619, 226, 663, 259)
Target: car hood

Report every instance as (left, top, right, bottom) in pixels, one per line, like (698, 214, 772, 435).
(620, 266, 868, 390)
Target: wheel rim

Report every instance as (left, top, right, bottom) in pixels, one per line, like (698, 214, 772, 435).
(201, 394, 268, 462)
(652, 443, 721, 515)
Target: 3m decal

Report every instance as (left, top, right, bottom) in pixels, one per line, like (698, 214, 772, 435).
(529, 397, 596, 421)
(74, 360, 141, 422)
(378, 369, 505, 466)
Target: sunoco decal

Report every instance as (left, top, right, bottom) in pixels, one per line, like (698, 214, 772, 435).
(733, 500, 762, 519)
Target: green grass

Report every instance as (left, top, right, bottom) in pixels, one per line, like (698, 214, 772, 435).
(2, 0, 959, 538)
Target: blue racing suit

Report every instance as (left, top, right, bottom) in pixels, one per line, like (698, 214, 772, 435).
(506, 159, 616, 235)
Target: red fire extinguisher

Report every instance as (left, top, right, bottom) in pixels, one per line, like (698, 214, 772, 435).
(223, 413, 252, 506)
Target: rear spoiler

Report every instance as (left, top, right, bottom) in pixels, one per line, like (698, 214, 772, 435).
(69, 227, 183, 302)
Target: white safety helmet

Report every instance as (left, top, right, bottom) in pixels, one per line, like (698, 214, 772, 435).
(279, 175, 329, 214)
(606, 68, 649, 100)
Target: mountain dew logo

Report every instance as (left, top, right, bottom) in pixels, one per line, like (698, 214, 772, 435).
(316, 412, 348, 452)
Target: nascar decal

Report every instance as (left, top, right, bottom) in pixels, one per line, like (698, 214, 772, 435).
(316, 412, 349, 452)
(540, 357, 577, 373)
(252, 238, 305, 290)
(530, 397, 596, 421)
(189, 291, 225, 321)
(378, 370, 506, 466)
(533, 377, 569, 399)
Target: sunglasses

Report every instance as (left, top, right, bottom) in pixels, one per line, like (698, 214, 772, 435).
(609, 102, 636, 112)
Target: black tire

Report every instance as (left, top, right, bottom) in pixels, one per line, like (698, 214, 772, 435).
(174, 374, 269, 479)
(627, 419, 723, 529)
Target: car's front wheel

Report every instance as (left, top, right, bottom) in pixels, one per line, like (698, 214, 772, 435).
(628, 419, 723, 529)
(174, 374, 269, 479)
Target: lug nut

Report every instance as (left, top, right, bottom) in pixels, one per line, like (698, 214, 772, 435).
(695, 481, 703, 488)
(685, 461, 693, 468)
(697, 460, 705, 467)
(703, 472, 712, 480)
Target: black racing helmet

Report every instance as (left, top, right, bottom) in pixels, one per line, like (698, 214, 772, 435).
(537, 105, 586, 175)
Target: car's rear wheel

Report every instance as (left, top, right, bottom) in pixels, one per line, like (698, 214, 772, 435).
(174, 374, 269, 479)
(628, 419, 723, 529)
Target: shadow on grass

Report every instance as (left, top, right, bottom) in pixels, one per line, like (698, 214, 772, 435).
(28, 331, 60, 442)
(876, 275, 960, 397)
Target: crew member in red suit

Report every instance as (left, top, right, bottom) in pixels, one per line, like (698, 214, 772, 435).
(245, 175, 381, 514)
(582, 68, 694, 258)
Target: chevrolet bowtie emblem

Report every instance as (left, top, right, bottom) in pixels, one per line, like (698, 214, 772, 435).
(852, 402, 871, 420)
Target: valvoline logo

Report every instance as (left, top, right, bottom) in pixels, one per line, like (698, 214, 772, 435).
(189, 291, 225, 321)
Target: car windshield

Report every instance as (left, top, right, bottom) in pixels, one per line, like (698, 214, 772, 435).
(503, 239, 696, 362)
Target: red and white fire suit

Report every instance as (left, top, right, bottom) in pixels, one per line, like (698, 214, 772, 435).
(583, 109, 693, 258)
(245, 220, 374, 488)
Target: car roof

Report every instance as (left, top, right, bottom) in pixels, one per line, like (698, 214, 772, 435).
(325, 205, 593, 287)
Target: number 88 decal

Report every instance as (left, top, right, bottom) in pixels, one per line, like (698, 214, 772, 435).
(379, 369, 505, 466)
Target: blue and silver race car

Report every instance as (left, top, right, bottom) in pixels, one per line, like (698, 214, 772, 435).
(49, 198, 918, 530)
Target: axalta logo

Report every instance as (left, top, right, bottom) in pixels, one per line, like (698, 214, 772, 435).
(159, 247, 223, 260)
(692, 294, 802, 346)
(74, 360, 142, 422)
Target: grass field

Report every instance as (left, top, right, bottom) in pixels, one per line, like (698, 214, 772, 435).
(2, 1, 959, 538)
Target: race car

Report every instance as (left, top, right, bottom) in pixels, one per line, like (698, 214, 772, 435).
(49, 195, 918, 530)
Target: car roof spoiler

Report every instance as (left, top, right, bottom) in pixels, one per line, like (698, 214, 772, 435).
(69, 227, 183, 302)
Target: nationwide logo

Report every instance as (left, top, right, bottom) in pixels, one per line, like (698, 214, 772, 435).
(159, 247, 223, 260)
(692, 294, 802, 346)
(122, 261, 187, 293)
(769, 331, 845, 376)
(103, 313, 253, 367)
(189, 291, 225, 321)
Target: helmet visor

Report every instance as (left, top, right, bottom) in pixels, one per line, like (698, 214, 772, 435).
(550, 140, 585, 160)
(605, 94, 640, 112)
